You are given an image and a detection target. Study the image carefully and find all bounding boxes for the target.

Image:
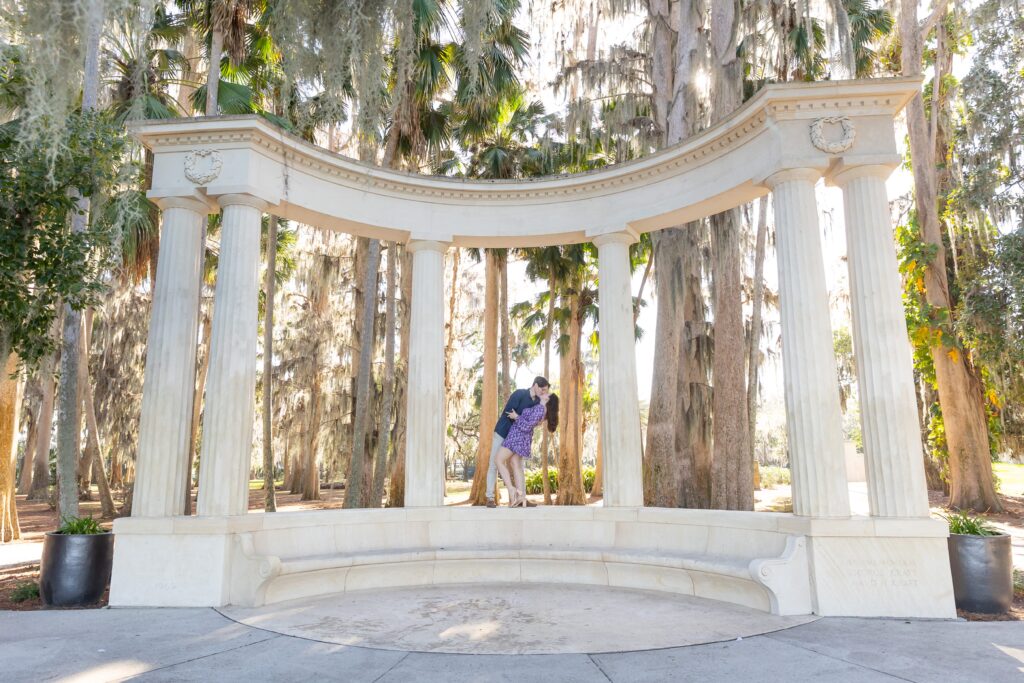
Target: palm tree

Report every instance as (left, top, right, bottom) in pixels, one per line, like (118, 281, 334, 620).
(178, 0, 263, 115)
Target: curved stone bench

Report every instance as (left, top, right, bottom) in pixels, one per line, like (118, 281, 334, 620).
(224, 507, 813, 615)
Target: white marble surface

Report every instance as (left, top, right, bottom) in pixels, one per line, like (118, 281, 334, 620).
(220, 583, 816, 655)
(836, 166, 930, 518)
(768, 170, 851, 518)
(133, 200, 207, 517)
(595, 233, 644, 507)
(197, 197, 265, 516)
(404, 240, 448, 507)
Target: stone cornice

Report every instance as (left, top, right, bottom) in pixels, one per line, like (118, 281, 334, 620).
(132, 77, 921, 207)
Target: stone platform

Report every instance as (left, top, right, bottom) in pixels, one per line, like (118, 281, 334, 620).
(109, 506, 956, 619)
(219, 583, 816, 654)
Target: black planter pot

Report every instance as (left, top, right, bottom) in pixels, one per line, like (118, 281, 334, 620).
(39, 532, 114, 607)
(947, 533, 1013, 614)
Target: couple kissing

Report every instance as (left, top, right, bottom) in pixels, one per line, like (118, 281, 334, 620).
(485, 376, 559, 508)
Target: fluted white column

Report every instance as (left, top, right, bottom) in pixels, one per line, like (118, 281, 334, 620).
(767, 169, 850, 517)
(404, 240, 448, 507)
(594, 232, 644, 507)
(134, 198, 208, 517)
(835, 165, 929, 517)
(197, 195, 266, 516)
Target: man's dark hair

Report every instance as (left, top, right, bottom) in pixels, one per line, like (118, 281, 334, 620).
(533, 376, 550, 388)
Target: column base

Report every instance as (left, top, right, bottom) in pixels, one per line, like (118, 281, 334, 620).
(108, 516, 242, 607)
(803, 518, 956, 618)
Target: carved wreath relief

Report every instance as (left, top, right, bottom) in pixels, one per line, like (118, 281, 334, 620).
(184, 149, 223, 185)
(809, 116, 856, 154)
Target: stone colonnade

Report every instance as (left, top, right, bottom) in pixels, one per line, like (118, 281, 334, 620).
(133, 163, 926, 520)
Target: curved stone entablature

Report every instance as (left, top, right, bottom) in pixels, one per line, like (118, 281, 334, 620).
(136, 77, 919, 247)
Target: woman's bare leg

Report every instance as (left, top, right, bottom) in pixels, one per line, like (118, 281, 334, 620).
(495, 447, 518, 506)
(512, 457, 526, 505)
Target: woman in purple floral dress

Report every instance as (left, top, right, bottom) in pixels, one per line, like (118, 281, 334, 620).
(495, 392, 559, 506)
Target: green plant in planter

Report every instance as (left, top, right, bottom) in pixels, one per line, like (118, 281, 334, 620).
(11, 581, 40, 602)
(57, 515, 105, 535)
(944, 510, 999, 536)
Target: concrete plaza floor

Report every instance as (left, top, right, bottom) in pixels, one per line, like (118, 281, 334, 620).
(2, 584, 1023, 682)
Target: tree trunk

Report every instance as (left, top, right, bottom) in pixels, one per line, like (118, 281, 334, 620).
(370, 243, 398, 507)
(1, 353, 22, 542)
(645, 0, 702, 507)
(556, 291, 587, 505)
(79, 311, 115, 517)
(206, 28, 223, 115)
(17, 394, 37, 495)
(899, 0, 1000, 512)
(499, 253, 511, 398)
(263, 217, 279, 512)
(184, 308, 212, 514)
(747, 198, 769, 490)
(644, 229, 686, 506)
(590, 424, 603, 500)
(470, 251, 500, 505)
(386, 246, 413, 507)
(710, 208, 753, 510)
(678, 222, 713, 509)
(302, 358, 322, 501)
(541, 265, 556, 505)
(345, 239, 381, 508)
(55, 309, 82, 521)
(55, 0, 104, 522)
(77, 310, 95, 500)
(29, 351, 56, 501)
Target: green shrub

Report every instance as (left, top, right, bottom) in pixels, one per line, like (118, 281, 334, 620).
(523, 467, 596, 494)
(759, 466, 791, 489)
(582, 466, 596, 493)
(57, 515, 105, 535)
(944, 510, 999, 536)
(524, 467, 558, 495)
(10, 581, 39, 602)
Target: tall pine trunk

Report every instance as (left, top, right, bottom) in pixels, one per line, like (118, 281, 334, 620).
(470, 251, 500, 505)
(1, 353, 22, 542)
(55, 0, 104, 521)
(747, 198, 769, 490)
(206, 28, 223, 115)
(263, 217, 279, 512)
(709, 209, 752, 510)
(345, 239, 381, 508)
(184, 309, 212, 514)
(541, 265, 556, 505)
(386, 246, 413, 507)
(29, 351, 56, 501)
(644, 229, 686, 506)
(556, 291, 587, 505)
(370, 244, 398, 506)
(17, 388, 38, 495)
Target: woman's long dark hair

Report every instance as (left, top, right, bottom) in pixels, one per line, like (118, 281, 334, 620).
(545, 394, 559, 433)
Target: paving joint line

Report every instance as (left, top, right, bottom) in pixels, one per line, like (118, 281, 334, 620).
(370, 652, 411, 683)
(588, 653, 615, 682)
(122, 627, 282, 680)
(763, 632, 916, 682)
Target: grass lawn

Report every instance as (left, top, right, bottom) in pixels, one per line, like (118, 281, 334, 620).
(994, 462, 1024, 497)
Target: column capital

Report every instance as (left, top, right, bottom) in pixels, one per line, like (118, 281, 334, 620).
(151, 194, 216, 214)
(761, 168, 822, 190)
(406, 239, 450, 254)
(824, 154, 902, 187)
(590, 228, 640, 247)
(218, 193, 270, 212)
